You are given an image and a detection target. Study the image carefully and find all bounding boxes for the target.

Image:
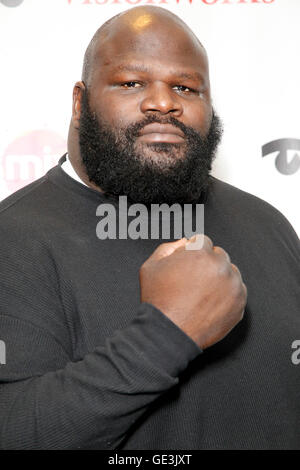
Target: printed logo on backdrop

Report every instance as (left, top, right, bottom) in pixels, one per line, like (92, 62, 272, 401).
(66, 0, 275, 6)
(0, 0, 24, 6)
(2, 130, 66, 193)
(262, 139, 300, 175)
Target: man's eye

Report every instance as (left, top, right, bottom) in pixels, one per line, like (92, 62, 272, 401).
(121, 82, 141, 88)
(173, 85, 194, 93)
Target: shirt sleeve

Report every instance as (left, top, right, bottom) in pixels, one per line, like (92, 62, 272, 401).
(0, 302, 201, 450)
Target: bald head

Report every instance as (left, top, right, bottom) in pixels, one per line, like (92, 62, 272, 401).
(81, 6, 206, 87)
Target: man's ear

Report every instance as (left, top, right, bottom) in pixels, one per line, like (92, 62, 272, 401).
(72, 81, 86, 129)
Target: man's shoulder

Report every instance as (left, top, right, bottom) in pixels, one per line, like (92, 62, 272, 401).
(209, 176, 292, 225)
(0, 175, 55, 250)
(0, 175, 49, 218)
(0, 162, 71, 226)
(207, 176, 299, 253)
(210, 176, 272, 207)
(0, 167, 68, 244)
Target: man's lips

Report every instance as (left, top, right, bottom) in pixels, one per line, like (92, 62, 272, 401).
(138, 123, 185, 143)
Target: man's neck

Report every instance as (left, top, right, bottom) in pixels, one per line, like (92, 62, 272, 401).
(61, 154, 89, 187)
(65, 153, 104, 193)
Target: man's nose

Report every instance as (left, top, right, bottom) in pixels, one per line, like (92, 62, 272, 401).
(140, 82, 183, 116)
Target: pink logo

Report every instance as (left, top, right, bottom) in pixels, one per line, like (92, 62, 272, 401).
(2, 130, 66, 194)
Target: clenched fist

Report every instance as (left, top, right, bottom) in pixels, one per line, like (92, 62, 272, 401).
(139, 235, 247, 350)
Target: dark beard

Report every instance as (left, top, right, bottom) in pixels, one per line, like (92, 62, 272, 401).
(79, 89, 223, 205)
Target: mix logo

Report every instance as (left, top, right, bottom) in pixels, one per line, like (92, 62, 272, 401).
(262, 139, 300, 175)
(2, 130, 66, 193)
(0, 0, 24, 6)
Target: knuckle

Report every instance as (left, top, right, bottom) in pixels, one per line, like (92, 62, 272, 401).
(204, 235, 213, 244)
(231, 263, 240, 275)
(218, 249, 231, 266)
(231, 275, 244, 296)
(153, 242, 167, 254)
(158, 241, 168, 249)
(162, 240, 174, 249)
(213, 254, 231, 276)
(214, 245, 225, 255)
(202, 235, 213, 251)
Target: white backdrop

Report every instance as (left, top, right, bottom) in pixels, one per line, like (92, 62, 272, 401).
(0, 0, 299, 234)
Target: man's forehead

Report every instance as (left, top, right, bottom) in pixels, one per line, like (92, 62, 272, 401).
(97, 13, 205, 58)
(83, 6, 208, 86)
(97, 27, 206, 70)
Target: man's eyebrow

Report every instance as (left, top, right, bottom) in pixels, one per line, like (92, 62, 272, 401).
(114, 64, 151, 73)
(176, 71, 204, 82)
(113, 64, 204, 82)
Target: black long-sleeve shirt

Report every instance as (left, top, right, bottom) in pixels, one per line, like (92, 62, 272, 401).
(0, 155, 299, 449)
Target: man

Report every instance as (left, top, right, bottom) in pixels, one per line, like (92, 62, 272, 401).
(0, 6, 299, 450)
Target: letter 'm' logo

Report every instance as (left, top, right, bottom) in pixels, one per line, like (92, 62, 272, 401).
(262, 139, 300, 175)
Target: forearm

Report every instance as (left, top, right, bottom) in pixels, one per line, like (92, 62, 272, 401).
(0, 303, 201, 450)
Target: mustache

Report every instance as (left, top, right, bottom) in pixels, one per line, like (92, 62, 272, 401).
(124, 114, 196, 141)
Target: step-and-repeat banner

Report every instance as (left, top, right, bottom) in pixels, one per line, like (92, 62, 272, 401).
(0, 0, 299, 234)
